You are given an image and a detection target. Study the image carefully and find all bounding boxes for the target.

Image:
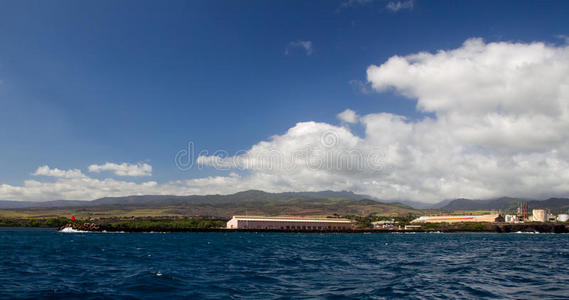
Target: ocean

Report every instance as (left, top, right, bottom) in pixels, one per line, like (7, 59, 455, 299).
(0, 228, 568, 299)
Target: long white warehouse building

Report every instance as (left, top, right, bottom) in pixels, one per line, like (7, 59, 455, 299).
(411, 214, 503, 224)
(226, 216, 354, 230)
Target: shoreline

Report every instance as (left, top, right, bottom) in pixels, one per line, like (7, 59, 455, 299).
(56, 223, 569, 234)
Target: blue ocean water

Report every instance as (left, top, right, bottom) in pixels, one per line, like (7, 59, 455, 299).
(0, 228, 568, 299)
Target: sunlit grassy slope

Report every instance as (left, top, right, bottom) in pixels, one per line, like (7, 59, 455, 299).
(0, 194, 421, 219)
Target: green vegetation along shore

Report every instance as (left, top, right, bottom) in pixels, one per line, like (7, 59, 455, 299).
(60, 220, 568, 233)
(0, 217, 70, 228)
(3, 215, 567, 234)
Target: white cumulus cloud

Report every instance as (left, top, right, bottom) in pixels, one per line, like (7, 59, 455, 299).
(367, 38, 569, 152)
(337, 109, 359, 124)
(88, 162, 152, 177)
(32, 166, 85, 179)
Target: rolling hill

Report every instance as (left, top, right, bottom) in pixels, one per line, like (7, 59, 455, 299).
(0, 190, 421, 218)
(441, 197, 569, 212)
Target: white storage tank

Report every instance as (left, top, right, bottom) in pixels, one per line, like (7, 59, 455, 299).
(557, 214, 569, 222)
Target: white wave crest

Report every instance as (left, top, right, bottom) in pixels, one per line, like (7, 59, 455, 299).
(59, 227, 89, 233)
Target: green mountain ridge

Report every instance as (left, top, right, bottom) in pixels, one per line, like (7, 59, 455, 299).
(0, 190, 420, 218)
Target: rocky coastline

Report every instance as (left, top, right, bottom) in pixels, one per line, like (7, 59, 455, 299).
(58, 222, 569, 233)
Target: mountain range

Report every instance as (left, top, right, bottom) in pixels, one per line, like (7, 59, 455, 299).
(0, 190, 377, 209)
(0, 190, 419, 218)
(1, 191, 568, 216)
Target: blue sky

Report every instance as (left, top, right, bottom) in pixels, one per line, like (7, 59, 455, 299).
(1, 1, 569, 201)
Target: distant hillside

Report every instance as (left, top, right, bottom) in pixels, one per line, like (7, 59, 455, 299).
(441, 197, 569, 212)
(0, 190, 421, 218)
(0, 190, 377, 209)
(386, 199, 454, 209)
(283, 191, 379, 201)
(0, 200, 87, 209)
(4, 192, 569, 215)
(0, 201, 33, 209)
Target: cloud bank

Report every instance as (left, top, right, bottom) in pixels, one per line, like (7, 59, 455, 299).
(199, 38, 569, 202)
(2, 38, 569, 202)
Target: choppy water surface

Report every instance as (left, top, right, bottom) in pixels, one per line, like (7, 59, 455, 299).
(1, 228, 568, 299)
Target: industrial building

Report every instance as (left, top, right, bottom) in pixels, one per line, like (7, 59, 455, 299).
(532, 209, 547, 222)
(372, 219, 396, 229)
(504, 215, 519, 223)
(411, 214, 504, 224)
(404, 225, 422, 230)
(226, 216, 354, 230)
